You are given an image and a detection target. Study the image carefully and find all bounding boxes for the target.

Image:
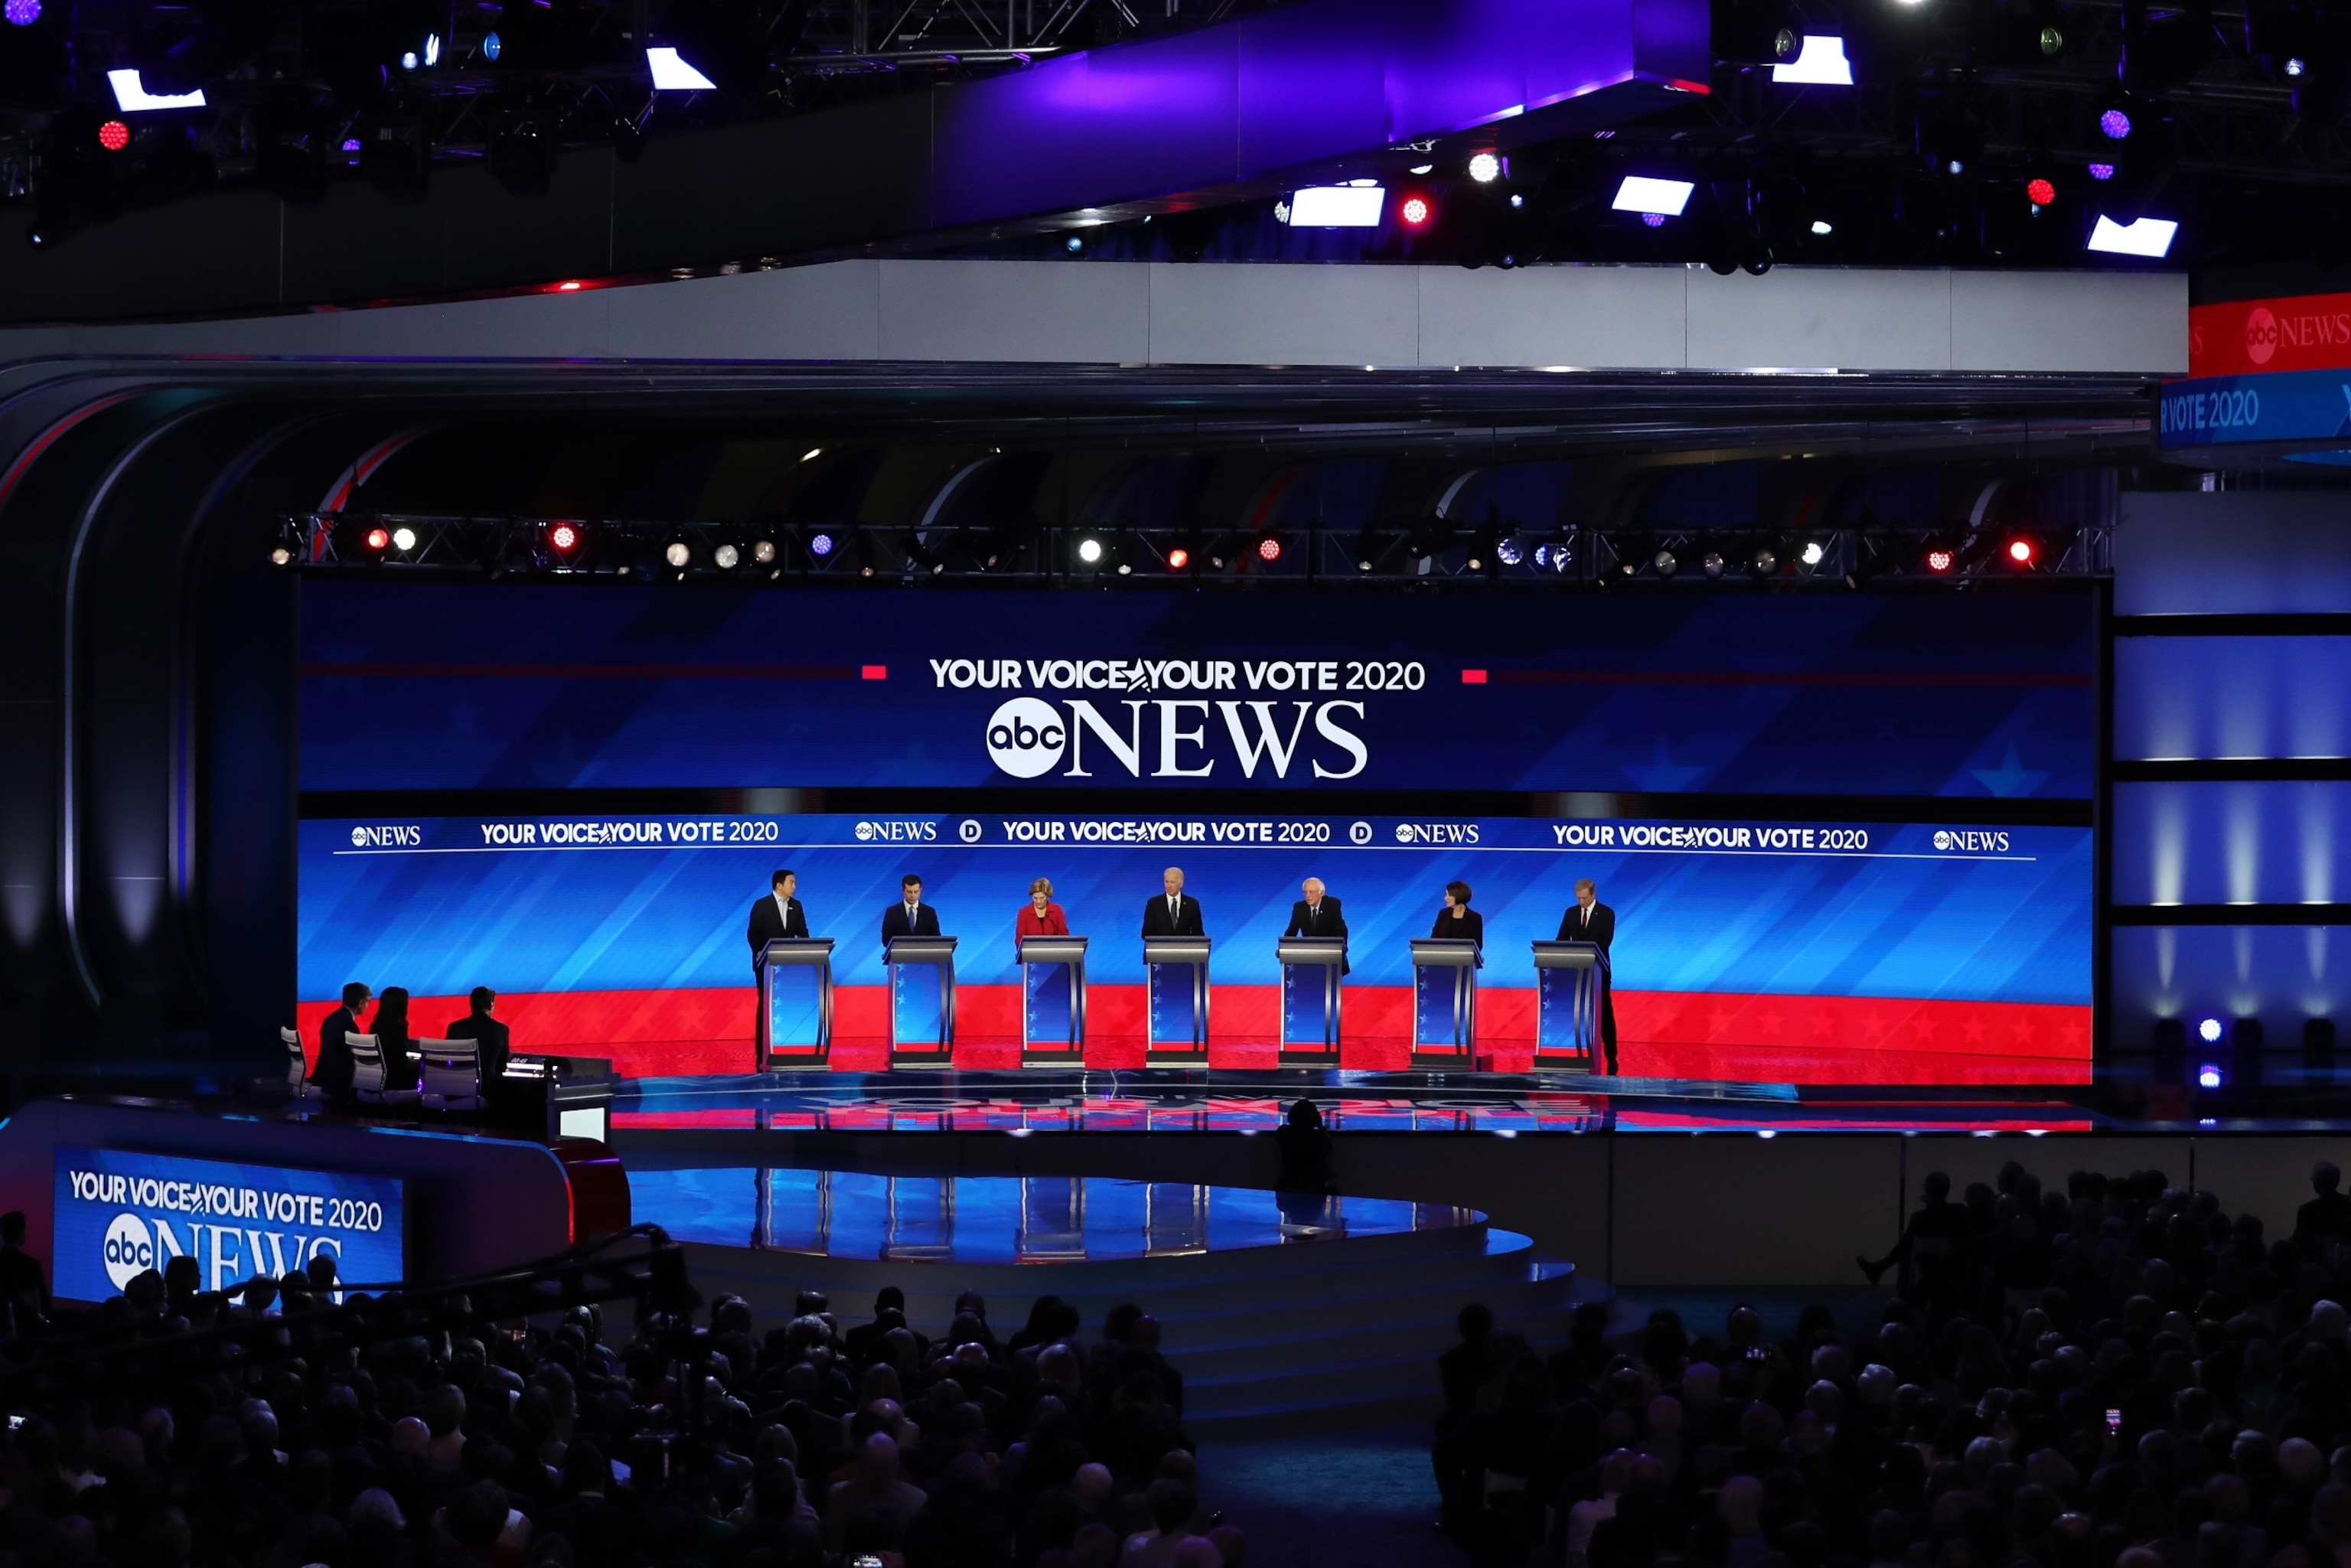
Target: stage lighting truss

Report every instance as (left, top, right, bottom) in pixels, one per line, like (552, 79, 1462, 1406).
(276, 515, 2112, 588)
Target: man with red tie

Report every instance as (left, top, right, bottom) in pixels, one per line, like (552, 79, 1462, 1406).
(1556, 879, 1618, 1074)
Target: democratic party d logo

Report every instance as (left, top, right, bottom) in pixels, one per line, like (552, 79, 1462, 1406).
(103, 1213, 153, 1289)
(985, 698, 1067, 779)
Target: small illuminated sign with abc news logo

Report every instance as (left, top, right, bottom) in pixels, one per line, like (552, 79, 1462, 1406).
(51, 1146, 406, 1302)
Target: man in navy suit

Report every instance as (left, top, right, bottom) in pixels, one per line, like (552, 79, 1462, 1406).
(747, 868, 810, 971)
(1142, 866, 1205, 937)
(1556, 879, 1618, 1073)
(881, 873, 941, 949)
(1283, 877, 1350, 975)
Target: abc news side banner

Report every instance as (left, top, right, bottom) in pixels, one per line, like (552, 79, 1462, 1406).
(53, 1146, 406, 1303)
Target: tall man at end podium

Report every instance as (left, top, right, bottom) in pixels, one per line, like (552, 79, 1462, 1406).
(746, 869, 809, 973)
(882, 873, 942, 948)
(1143, 867, 1205, 937)
(1557, 877, 1619, 1074)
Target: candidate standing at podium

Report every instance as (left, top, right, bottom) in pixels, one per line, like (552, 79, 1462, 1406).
(882, 874, 942, 948)
(1557, 878, 1618, 1073)
(1283, 877, 1350, 974)
(1430, 880, 1484, 965)
(746, 869, 809, 973)
(1143, 867, 1204, 937)
(1017, 878, 1068, 940)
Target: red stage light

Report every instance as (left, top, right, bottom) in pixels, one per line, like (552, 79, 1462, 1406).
(1925, 548, 1955, 574)
(1166, 546, 1190, 570)
(549, 522, 580, 553)
(2007, 537, 2036, 565)
(1400, 195, 1431, 227)
(1257, 535, 1283, 562)
(2027, 178, 2056, 206)
(364, 526, 391, 552)
(555, 280, 583, 292)
(97, 119, 129, 152)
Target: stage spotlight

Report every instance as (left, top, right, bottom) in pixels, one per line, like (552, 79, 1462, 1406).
(548, 522, 582, 555)
(97, 119, 129, 152)
(1535, 538, 1574, 574)
(1285, 186, 1386, 227)
(806, 530, 836, 560)
(2199, 1016, 2224, 1043)
(1772, 34, 1854, 83)
(1923, 545, 1956, 574)
(2088, 214, 2177, 256)
(713, 543, 741, 571)
(1810, 220, 1834, 236)
(1495, 535, 1525, 567)
(362, 526, 391, 554)
(1652, 547, 1679, 579)
(1749, 546, 1779, 579)
(269, 546, 292, 567)
(2027, 177, 2056, 206)
(482, 29, 501, 60)
(1252, 533, 1281, 563)
(752, 539, 777, 566)
(2089, 162, 2115, 181)
(1166, 546, 1191, 570)
(2006, 536, 2036, 567)
(2099, 106, 2133, 139)
(1800, 540, 1827, 567)
(645, 46, 716, 90)
(2197, 1061, 2223, 1088)
(3, 0, 37, 24)
(1702, 550, 1726, 579)
(1076, 536, 1104, 566)
(107, 69, 204, 111)
(1399, 194, 1433, 227)
(1467, 152, 1502, 183)
(390, 526, 417, 553)
(664, 540, 692, 570)
(1613, 176, 1694, 217)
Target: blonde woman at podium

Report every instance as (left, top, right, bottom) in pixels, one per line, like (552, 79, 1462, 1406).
(1017, 878, 1069, 939)
(1430, 879, 1484, 965)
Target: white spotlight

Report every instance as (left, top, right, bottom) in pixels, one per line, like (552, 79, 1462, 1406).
(1771, 34, 1854, 84)
(2087, 214, 2178, 257)
(1467, 152, 1502, 183)
(645, 46, 717, 90)
(1283, 185, 1386, 227)
(106, 69, 204, 111)
(390, 526, 417, 552)
(1612, 175, 1695, 216)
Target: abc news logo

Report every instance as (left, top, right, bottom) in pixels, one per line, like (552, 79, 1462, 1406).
(349, 824, 422, 849)
(984, 696, 1368, 781)
(1931, 830, 2012, 852)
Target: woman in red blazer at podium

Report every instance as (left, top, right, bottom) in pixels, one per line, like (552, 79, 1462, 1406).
(1017, 878, 1068, 943)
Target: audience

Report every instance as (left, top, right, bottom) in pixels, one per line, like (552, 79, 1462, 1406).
(0, 1268, 1233, 1568)
(1439, 1159, 2351, 1568)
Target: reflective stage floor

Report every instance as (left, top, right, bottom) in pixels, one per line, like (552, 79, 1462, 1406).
(609, 1060, 2346, 1136)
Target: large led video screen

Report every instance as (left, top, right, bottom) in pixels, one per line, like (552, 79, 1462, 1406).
(297, 810, 2092, 1084)
(298, 582, 2095, 800)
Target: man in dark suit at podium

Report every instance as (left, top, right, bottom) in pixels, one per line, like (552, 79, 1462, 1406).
(747, 869, 810, 972)
(1143, 867, 1204, 937)
(882, 873, 941, 949)
(1283, 877, 1350, 975)
(1557, 878, 1618, 1074)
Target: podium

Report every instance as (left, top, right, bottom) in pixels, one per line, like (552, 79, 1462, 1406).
(1019, 935, 1087, 1067)
(756, 937, 835, 1071)
(1277, 937, 1348, 1066)
(1531, 940, 1606, 1070)
(1145, 936, 1212, 1066)
(1409, 938, 1481, 1068)
(886, 935, 958, 1068)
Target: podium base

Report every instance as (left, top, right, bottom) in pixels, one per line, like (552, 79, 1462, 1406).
(1532, 1050, 1596, 1074)
(1278, 1046, 1340, 1068)
(889, 1045, 956, 1069)
(1022, 1045, 1084, 1067)
(1410, 1048, 1475, 1071)
(1146, 1046, 1209, 1068)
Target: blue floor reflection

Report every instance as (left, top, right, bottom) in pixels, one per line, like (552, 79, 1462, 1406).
(632, 1168, 1471, 1263)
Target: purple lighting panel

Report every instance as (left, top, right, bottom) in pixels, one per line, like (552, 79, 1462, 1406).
(931, 0, 1707, 226)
